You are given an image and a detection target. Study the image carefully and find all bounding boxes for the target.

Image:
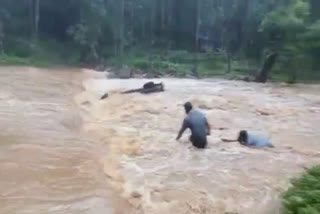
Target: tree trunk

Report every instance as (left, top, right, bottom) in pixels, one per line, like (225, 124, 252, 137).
(226, 50, 232, 73)
(0, 23, 3, 55)
(119, 0, 125, 65)
(131, 3, 134, 45)
(142, 17, 146, 39)
(255, 53, 278, 83)
(288, 69, 297, 84)
(237, 0, 249, 46)
(29, 0, 33, 39)
(150, 1, 155, 44)
(148, 0, 156, 72)
(34, 0, 40, 41)
(0, 40, 3, 55)
(192, 0, 200, 78)
(90, 44, 99, 65)
(161, 0, 166, 34)
(113, 39, 118, 57)
(165, 0, 173, 56)
(287, 59, 297, 84)
(0, 43, 3, 55)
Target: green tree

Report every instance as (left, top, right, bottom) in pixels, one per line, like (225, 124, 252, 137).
(260, 0, 311, 82)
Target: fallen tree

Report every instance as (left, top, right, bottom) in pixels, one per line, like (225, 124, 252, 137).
(122, 82, 165, 94)
(100, 82, 164, 100)
(255, 53, 278, 83)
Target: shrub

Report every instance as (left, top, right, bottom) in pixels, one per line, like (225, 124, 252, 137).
(282, 166, 320, 214)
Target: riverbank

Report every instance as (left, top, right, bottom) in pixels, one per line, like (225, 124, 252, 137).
(2, 51, 320, 84)
(282, 165, 320, 214)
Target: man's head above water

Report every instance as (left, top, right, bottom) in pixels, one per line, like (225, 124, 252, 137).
(237, 130, 248, 145)
(184, 102, 193, 114)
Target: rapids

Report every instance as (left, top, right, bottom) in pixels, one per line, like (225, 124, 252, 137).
(1, 66, 320, 214)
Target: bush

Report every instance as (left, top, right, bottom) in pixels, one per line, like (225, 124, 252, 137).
(282, 165, 320, 214)
(0, 54, 50, 66)
(132, 58, 149, 70)
(0, 54, 31, 65)
(3, 38, 33, 57)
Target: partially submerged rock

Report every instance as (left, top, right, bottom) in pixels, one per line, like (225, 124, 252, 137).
(101, 93, 109, 100)
(228, 76, 254, 82)
(118, 66, 133, 79)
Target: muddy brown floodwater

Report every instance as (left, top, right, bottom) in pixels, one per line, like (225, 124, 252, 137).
(0, 66, 320, 214)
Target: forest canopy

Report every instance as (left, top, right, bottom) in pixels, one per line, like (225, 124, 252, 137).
(0, 0, 319, 81)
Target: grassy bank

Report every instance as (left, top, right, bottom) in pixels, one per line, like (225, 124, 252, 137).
(106, 49, 320, 82)
(106, 49, 256, 77)
(0, 38, 81, 67)
(1, 42, 319, 82)
(0, 54, 51, 67)
(282, 165, 320, 214)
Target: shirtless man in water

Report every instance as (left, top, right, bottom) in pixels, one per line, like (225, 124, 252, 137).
(176, 102, 211, 149)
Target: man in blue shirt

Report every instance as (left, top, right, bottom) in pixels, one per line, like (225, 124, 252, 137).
(176, 102, 211, 149)
(223, 130, 274, 148)
(238, 130, 274, 147)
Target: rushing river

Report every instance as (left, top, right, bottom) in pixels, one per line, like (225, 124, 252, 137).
(0, 66, 320, 214)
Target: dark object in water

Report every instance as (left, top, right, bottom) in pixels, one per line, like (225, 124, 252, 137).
(255, 53, 278, 83)
(143, 82, 156, 89)
(100, 93, 109, 100)
(221, 138, 237, 143)
(122, 82, 165, 94)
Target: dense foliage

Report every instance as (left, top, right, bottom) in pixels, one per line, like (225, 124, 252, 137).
(282, 166, 320, 214)
(0, 0, 319, 81)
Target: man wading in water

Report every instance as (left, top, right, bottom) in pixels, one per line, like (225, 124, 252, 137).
(176, 102, 211, 149)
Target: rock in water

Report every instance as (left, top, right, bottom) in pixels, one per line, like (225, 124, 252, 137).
(106, 72, 117, 79)
(94, 64, 105, 72)
(143, 82, 156, 89)
(145, 73, 154, 79)
(118, 66, 132, 79)
(101, 93, 109, 100)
